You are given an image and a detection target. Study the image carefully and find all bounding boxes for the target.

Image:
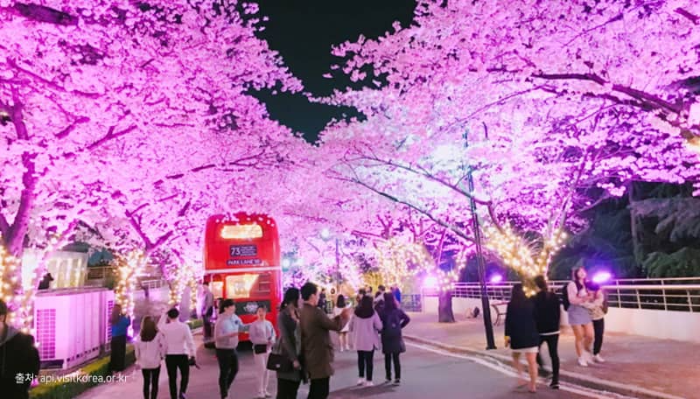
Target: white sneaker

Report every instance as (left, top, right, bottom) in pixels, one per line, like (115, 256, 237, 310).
(363, 381, 374, 387)
(357, 378, 365, 386)
(594, 354, 606, 363)
(577, 357, 588, 367)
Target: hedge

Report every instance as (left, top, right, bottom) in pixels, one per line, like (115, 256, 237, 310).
(29, 320, 200, 399)
(29, 346, 135, 399)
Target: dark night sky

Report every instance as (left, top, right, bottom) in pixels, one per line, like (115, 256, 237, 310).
(250, 0, 416, 142)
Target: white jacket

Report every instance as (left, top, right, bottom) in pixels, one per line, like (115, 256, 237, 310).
(158, 314, 196, 357)
(134, 333, 167, 369)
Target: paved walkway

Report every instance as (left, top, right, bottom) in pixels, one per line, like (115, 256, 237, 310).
(403, 312, 699, 399)
(78, 333, 599, 399)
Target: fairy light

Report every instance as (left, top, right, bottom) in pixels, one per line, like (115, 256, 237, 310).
(114, 250, 145, 317)
(169, 261, 200, 308)
(376, 239, 432, 289)
(422, 247, 468, 292)
(485, 225, 567, 296)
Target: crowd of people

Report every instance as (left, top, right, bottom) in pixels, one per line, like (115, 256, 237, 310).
(123, 282, 408, 399)
(274, 283, 410, 399)
(505, 267, 608, 393)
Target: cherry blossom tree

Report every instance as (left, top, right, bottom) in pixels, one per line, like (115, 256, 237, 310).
(0, 0, 303, 322)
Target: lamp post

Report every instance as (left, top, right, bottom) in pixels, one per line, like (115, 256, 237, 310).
(320, 228, 341, 291)
(463, 130, 497, 350)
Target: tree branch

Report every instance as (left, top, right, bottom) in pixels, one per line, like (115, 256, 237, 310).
(87, 124, 137, 150)
(533, 72, 683, 114)
(347, 177, 474, 243)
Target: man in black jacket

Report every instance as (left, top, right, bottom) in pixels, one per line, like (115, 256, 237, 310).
(533, 276, 561, 390)
(0, 299, 41, 399)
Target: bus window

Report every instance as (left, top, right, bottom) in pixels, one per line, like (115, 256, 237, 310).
(226, 274, 259, 298)
(255, 273, 271, 295)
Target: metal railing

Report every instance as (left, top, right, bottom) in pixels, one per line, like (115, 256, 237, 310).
(139, 278, 169, 290)
(423, 278, 700, 313)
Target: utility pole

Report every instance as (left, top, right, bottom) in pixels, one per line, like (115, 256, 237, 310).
(464, 131, 497, 350)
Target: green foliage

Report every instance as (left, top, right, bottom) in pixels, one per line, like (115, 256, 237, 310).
(632, 197, 700, 243)
(29, 346, 135, 399)
(643, 248, 700, 278)
(550, 202, 638, 280)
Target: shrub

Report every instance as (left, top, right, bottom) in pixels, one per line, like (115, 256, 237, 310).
(29, 346, 135, 399)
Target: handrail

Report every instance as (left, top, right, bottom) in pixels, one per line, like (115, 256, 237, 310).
(423, 280, 700, 313)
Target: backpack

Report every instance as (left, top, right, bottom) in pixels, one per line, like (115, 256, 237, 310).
(383, 310, 403, 338)
(560, 283, 571, 311)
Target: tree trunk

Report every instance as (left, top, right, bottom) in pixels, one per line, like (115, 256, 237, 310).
(628, 183, 643, 267)
(438, 290, 455, 323)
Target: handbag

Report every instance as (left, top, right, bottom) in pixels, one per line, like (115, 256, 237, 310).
(253, 344, 268, 354)
(266, 352, 294, 372)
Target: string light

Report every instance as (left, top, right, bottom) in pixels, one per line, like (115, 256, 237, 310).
(169, 261, 200, 308)
(376, 239, 432, 290)
(114, 250, 145, 317)
(485, 225, 567, 296)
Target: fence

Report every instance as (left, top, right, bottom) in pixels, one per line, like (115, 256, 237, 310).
(423, 278, 700, 313)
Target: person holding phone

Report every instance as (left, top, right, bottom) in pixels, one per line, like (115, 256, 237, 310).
(250, 306, 276, 398)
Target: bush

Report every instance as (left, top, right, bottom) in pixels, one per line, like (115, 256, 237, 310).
(187, 318, 203, 330)
(29, 346, 135, 399)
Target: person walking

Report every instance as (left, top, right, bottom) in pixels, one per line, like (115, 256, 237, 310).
(0, 299, 40, 399)
(250, 306, 276, 398)
(333, 294, 351, 352)
(587, 282, 607, 363)
(158, 308, 196, 399)
(275, 288, 304, 399)
(566, 267, 595, 366)
(349, 295, 383, 387)
(379, 292, 410, 386)
(505, 283, 539, 394)
(135, 316, 167, 399)
(533, 276, 561, 390)
(201, 282, 215, 342)
(300, 282, 351, 399)
(215, 298, 250, 399)
(110, 303, 131, 373)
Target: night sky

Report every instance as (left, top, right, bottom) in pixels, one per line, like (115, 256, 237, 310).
(251, 0, 416, 143)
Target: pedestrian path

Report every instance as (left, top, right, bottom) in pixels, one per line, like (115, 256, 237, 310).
(77, 331, 596, 399)
(403, 312, 699, 399)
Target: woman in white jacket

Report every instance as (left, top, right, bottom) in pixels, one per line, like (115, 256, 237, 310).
(134, 316, 167, 399)
(349, 295, 383, 387)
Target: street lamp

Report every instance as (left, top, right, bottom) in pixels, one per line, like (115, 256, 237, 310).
(320, 228, 341, 291)
(463, 130, 497, 350)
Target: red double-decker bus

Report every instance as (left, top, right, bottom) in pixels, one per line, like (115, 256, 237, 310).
(203, 213, 282, 342)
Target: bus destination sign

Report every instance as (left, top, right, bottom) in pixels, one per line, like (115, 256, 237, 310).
(226, 259, 262, 266)
(230, 245, 257, 257)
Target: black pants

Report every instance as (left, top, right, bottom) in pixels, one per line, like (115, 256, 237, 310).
(536, 334, 560, 383)
(357, 350, 375, 381)
(141, 367, 160, 399)
(203, 308, 213, 339)
(165, 354, 190, 399)
(307, 378, 330, 399)
(216, 348, 239, 397)
(384, 352, 401, 380)
(276, 378, 301, 399)
(593, 318, 605, 355)
(110, 335, 127, 372)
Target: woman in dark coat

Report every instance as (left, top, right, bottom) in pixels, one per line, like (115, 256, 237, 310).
(275, 288, 304, 399)
(505, 284, 539, 393)
(379, 293, 410, 385)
